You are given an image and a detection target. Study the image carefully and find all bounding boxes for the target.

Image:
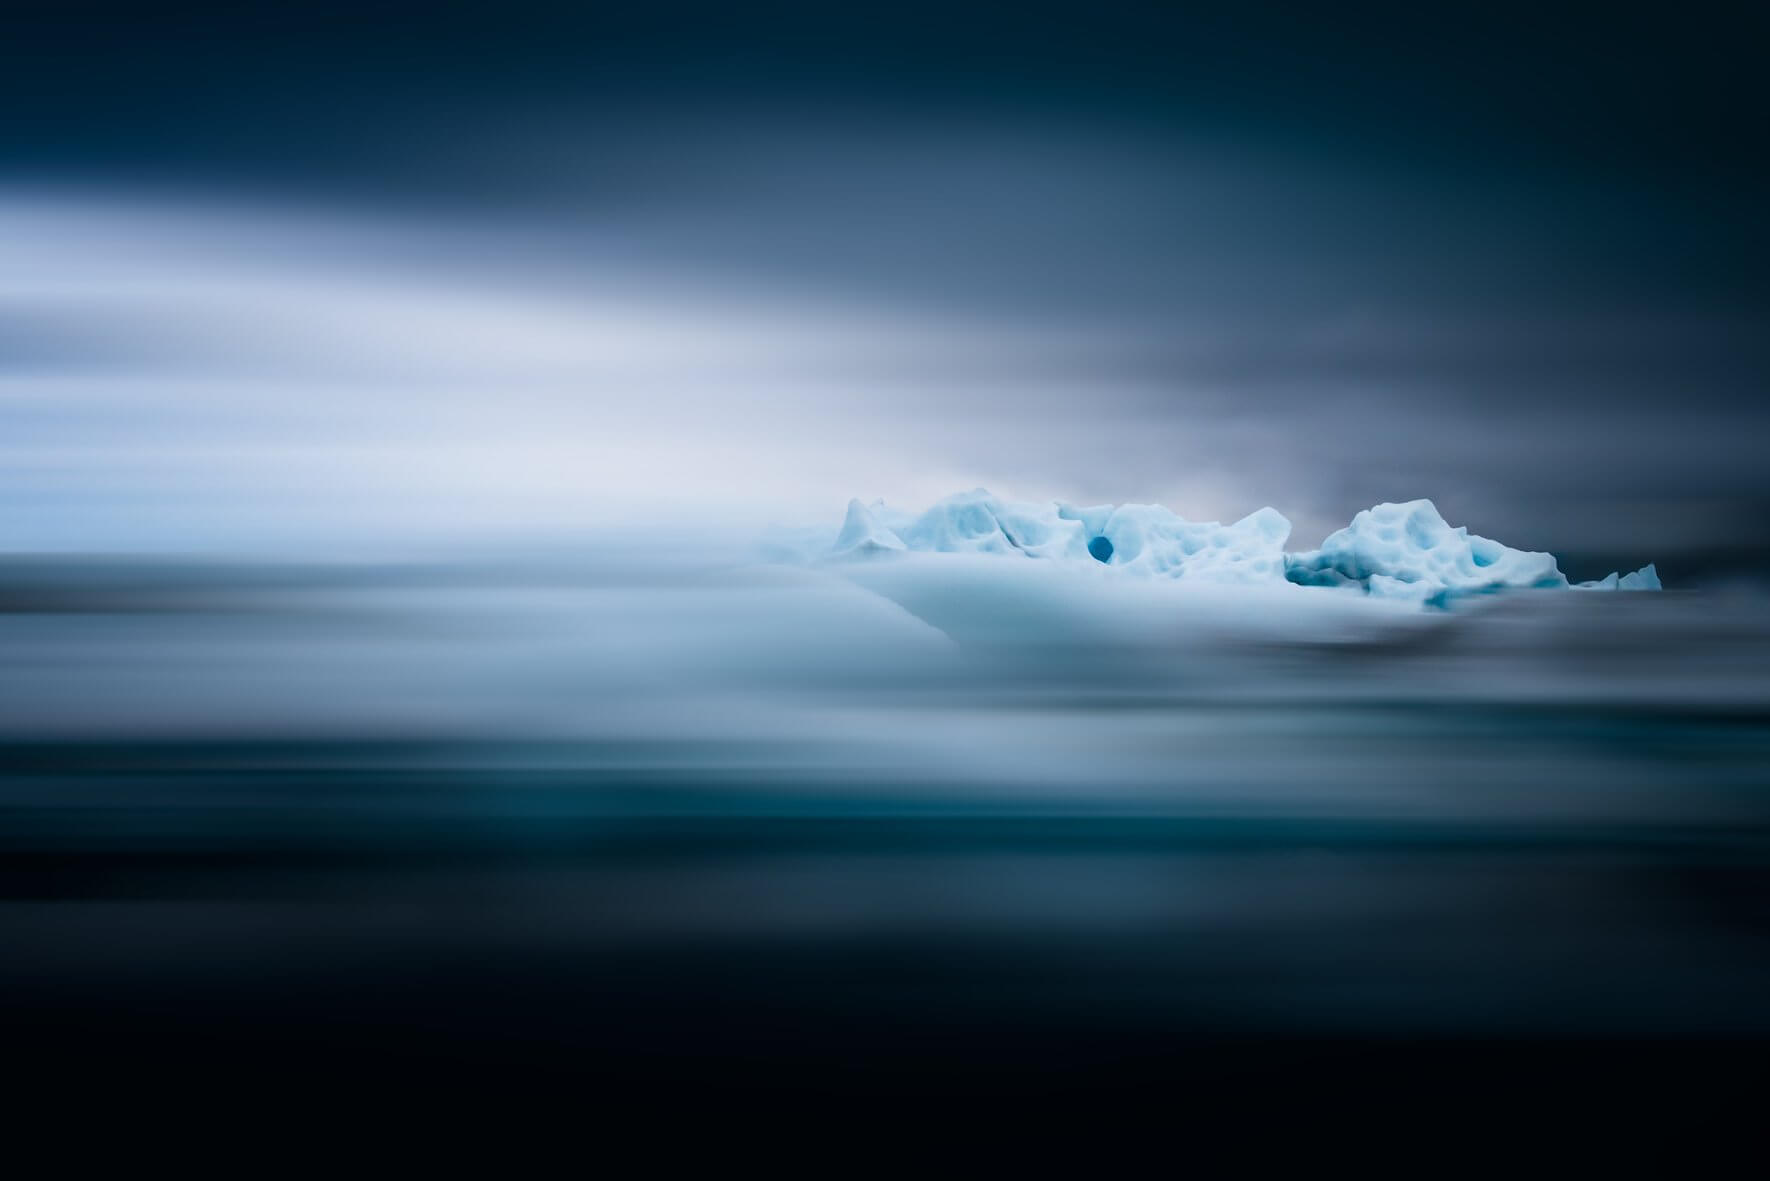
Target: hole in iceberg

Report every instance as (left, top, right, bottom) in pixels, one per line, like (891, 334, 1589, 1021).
(1088, 535, 1114, 563)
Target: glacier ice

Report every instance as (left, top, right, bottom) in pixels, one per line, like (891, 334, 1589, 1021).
(832, 498, 906, 556)
(1573, 564, 1662, 592)
(821, 488, 1293, 584)
(1287, 499, 1555, 605)
(1284, 499, 1662, 604)
(1071, 501, 1292, 581)
(1621, 565, 1661, 591)
(782, 489, 1660, 607)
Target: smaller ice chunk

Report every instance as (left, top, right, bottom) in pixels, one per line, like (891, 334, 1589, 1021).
(1285, 499, 1569, 604)
(1575, 563, 1661, 592)
(832, 498, 906, 556)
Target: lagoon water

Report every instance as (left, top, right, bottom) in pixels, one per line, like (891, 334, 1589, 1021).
(4, 554, 1768, 1113)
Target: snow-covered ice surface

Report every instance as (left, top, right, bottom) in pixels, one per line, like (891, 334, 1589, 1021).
(777, 489, 1660, 608)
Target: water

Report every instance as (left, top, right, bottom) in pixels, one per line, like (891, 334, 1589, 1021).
(3, 556, 1768, 1117)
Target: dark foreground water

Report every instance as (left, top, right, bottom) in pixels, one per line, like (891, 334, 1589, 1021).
(7, 732, 1769, 1130)
(3, 558, 1768, 1135)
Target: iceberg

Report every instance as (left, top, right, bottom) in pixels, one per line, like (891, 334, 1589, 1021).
(1283, 499, 1563, 604)
(826, 488, 1292, 584)
(1075, 501, 1291, 581)
(1573, 564, 1662, 592)
(832, 498, 907, 556)
(782, 490, 1660, 607)
(1284, 499, 1661, 604)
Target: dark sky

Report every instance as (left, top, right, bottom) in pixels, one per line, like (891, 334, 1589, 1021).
(5, 1, 1770, 577)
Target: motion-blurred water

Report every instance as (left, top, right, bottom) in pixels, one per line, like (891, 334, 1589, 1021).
(5, 554, 1768, 1119)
